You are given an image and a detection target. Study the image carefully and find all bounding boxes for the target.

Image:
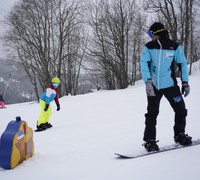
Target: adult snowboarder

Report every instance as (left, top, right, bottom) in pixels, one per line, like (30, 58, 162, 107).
(140, 22, 192, 152)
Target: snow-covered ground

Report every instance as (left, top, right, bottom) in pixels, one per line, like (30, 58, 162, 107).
(1, 63, 200, 180)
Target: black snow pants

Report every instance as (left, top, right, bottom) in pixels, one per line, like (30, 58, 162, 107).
(143, 85, 187, 142)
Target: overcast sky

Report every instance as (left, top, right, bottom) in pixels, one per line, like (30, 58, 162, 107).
(0, 0, 18, 27)
(0, 0, 18, 59)
(0, 0, 17, 13)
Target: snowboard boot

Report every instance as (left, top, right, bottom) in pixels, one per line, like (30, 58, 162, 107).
(45, 122, 53, 128)
(36, 123, 47, 131)
(143, 140, 159, 152)
(174, 133, 192, 145)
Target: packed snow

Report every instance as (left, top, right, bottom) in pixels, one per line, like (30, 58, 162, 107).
(1, 63, 200, 180)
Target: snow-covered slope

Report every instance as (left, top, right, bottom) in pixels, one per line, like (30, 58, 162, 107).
(1, 64, 200, 180)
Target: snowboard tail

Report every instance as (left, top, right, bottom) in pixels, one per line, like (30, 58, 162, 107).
(115, 139, 200, 159)
(34, 126, 52, 132)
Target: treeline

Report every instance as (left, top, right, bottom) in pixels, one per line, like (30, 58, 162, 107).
(1, 0, 200, 101)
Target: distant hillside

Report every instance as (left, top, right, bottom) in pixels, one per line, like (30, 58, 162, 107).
(0, 58, 97, 104)
(0, 58, 36, 104)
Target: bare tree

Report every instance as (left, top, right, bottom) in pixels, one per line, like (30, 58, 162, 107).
(2, 0, 86, 99)
(86, 0, 146, 90)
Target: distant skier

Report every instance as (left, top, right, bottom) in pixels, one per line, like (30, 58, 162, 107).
(36, 77, 61, 131)
(0, 92, 5, 108)
(140, 22, 192, 152)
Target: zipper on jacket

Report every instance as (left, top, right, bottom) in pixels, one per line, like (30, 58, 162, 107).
(157, 39, 162, 90)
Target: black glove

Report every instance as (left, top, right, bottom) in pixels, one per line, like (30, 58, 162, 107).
(145, 79, 156, 97)
(44, 104, 49, 111)
(57, 104, 60, 111)
(182, 82, 190, 97)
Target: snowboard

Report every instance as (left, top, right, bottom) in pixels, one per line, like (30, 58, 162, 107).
(34, 126, 52, 132)
(115, 139, 200, 159)
(35, 129, 46, 132)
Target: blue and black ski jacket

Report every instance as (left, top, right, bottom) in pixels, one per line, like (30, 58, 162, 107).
(140, 35, 188, 90)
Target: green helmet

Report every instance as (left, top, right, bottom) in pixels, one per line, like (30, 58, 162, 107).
(51, 77, 60, 84)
